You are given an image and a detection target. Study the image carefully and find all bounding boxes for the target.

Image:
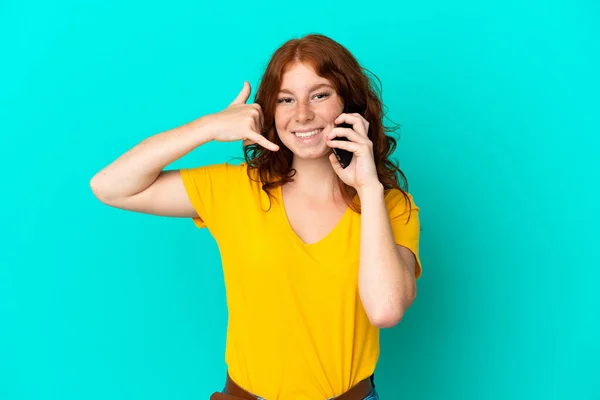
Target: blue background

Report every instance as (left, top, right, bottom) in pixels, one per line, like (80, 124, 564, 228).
(1, 1, 598, 399)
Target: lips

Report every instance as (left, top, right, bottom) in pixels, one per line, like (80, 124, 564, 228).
(293, 127, 323, 133)
(293, 128, 323, 138)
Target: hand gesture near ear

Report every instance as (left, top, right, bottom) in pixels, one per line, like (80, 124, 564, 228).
(197, 81, 279, 151)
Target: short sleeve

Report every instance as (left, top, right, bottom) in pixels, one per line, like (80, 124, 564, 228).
(385, 189, 422, 279)
(179, 162, 242, 230)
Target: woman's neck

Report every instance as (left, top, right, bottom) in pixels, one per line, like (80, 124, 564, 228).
(288, 156, 340, 200)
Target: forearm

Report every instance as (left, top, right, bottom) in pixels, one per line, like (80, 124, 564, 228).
(357, 184, 416, 328)
(90, 117, 213, 201)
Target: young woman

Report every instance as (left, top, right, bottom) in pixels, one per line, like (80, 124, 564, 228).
(90, 33, 422, 400)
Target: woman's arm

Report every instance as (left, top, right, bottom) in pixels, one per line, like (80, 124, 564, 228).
(90, 81, 277, 217)
(89, 118, 214, 217)
(357, 184, 417, 328)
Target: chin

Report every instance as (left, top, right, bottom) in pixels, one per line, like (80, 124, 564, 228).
(291, 148, 332, 161)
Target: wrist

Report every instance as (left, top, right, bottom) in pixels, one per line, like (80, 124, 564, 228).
(357, 182, 384, 198)
(186, 115, 217, 143)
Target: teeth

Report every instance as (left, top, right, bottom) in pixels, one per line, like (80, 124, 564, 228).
(294, 129, 322, 138)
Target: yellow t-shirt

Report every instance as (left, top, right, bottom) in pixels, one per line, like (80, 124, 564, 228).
(179, 162, 421, 399)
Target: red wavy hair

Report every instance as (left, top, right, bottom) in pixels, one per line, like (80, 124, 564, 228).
(244, 33, 412, 217)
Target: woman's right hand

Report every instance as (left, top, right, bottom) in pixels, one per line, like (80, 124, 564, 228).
(196, 81, 280, 152)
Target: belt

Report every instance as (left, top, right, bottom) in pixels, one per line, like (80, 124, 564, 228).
(212, 372, 374, 400)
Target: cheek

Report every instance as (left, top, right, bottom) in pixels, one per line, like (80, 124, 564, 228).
(323, 104, 344, 123)
(273, 113, 286, 137)
(327, 111, 340, 123)
(274, 110, 291, 129)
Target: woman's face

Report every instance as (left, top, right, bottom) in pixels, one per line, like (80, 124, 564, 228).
(274, 62, 344, 161)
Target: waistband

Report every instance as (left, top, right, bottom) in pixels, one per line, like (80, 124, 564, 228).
(218, 372, 374, 400)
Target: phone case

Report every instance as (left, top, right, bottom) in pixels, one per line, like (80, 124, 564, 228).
(332, 104, 358, 168)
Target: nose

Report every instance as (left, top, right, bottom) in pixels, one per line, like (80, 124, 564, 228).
(294, 102, 314, 123)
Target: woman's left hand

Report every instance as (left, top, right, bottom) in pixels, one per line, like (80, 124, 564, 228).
(327, 113, 382, 193)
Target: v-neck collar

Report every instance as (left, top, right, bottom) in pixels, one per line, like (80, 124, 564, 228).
(276, 184, 354, 249)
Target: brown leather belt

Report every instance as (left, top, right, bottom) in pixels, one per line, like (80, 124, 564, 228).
(210, 372, 374, 400)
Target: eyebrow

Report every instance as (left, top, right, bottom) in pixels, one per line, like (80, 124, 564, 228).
(278, 83, 334, 95)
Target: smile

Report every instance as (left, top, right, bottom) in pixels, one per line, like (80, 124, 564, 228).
(293, 128, 323, 138)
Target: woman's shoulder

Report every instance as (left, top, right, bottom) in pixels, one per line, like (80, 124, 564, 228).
(384, 188, 419, 212)
(180, 161, 253, 190)
(194, 160, 250, 177)
(210, 161, 267, 193)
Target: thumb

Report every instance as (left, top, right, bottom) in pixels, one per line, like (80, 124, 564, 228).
(230, 81, 251, 106)
(329, 153, 343, 174)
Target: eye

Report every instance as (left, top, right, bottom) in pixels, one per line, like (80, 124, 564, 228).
(314, 92, 330, 100)
(276, 92, 330, 104)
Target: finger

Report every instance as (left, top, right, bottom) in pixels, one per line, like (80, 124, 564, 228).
(329, 152, 343, 173)
(242, 138, 256, 147)
(334, 112, 364, 124)
(334, 113, 369, 137)
(246, 104, 265, 132)
(230, 81, 251, 106)
(327, 127, 367, 144)
(259, 111, 264, 131)
(253, 105, 265, 132)
(327, 138, 362, 153)
(250, 115, 264, 134)
(249, 132, 280, 151)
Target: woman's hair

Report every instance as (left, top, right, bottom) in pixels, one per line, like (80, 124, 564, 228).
(244, 33, 412, 216)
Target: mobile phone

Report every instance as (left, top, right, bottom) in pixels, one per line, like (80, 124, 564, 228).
(332, 104, 359, 169)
